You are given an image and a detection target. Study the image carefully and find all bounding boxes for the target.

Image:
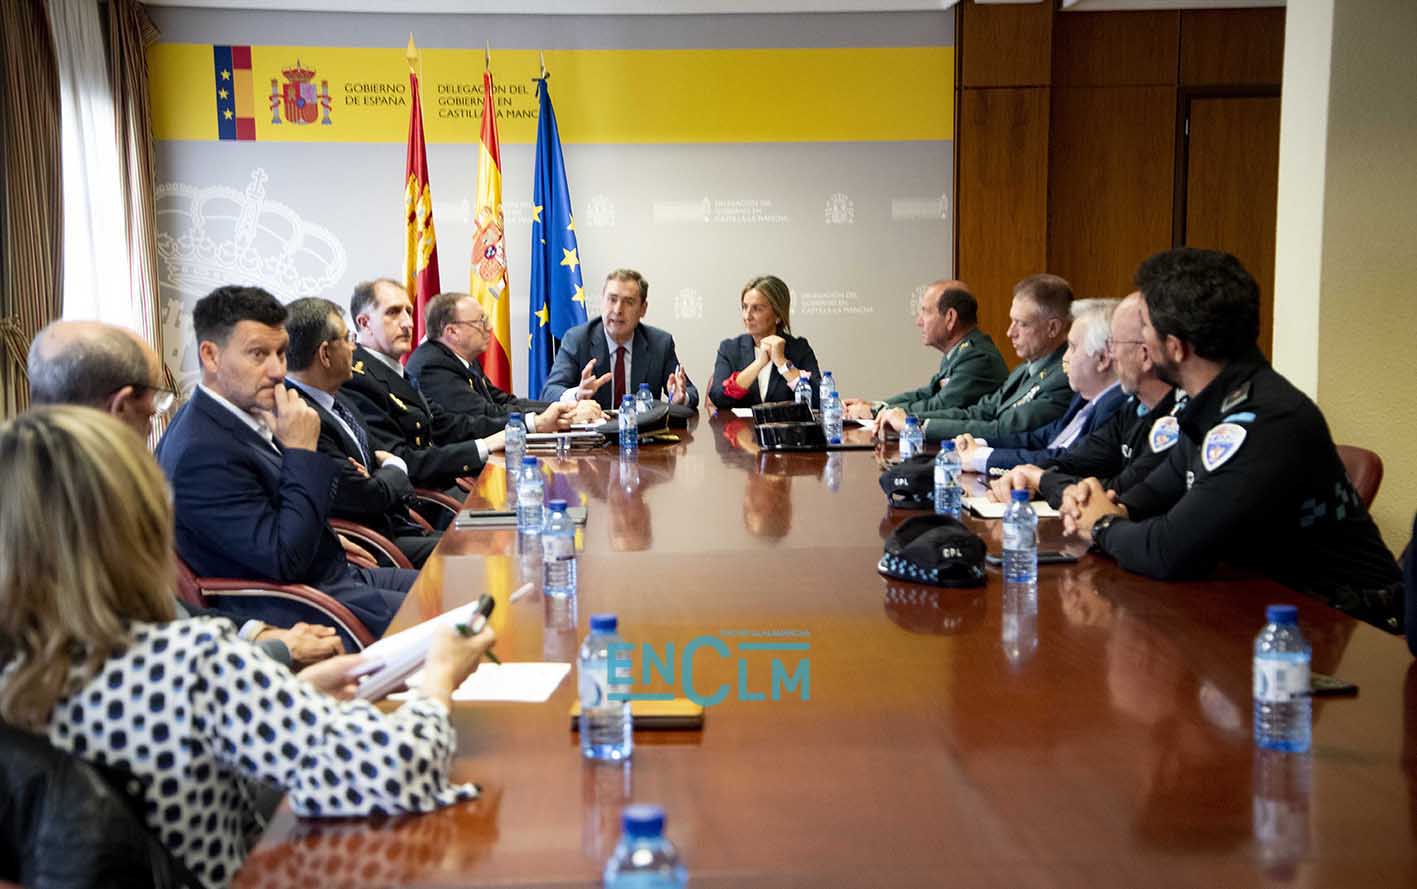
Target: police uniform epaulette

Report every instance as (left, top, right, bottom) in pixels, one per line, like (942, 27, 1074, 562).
(1219, 381, 1250, 414)
(352, 361, 365, 375)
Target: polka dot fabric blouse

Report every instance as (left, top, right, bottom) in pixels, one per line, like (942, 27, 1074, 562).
(26, 618, 476, 889)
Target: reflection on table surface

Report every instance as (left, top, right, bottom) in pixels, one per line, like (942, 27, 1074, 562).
(236, 414, 1417, 889)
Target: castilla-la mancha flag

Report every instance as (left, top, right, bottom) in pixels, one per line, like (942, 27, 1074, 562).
(403, 36, 440, 360)
(470, 66, 512, 390)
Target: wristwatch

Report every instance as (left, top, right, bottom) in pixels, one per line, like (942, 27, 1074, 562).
(1091, 513, 1121, 544)
(777, 360, 794, 376)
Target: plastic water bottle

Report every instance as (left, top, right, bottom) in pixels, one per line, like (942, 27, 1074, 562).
(900, 415, 924, 459)
(619, 394, 638, 456)
(603, 805, 687, 889)
(579, 614, 633, 761)
(1002, 489, 1038, 585)
(516, 456, 544, 536)
(822, 390, 843, 445)
(794, 373, 813, 408)
(819, 370, 835, 408)
(934, 441, 962, 518)
(1253, 604, 1311, 753)
(635, 382, 654, 414)
(504, 411, 527, 469)
(541, 499, 577, 599)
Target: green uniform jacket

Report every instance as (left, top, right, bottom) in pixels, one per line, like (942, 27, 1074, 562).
(883, 328, 1008, 415)
(921, 342, 1072, 442)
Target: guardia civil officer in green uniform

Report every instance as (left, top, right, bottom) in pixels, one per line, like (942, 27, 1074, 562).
(1066, 249, 1403, 633)
(875, 274, 1075, 443)
(843, 280, 1007, 421)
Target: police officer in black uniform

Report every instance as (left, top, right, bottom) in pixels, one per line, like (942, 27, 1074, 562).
(1065, 249, 1403, 633)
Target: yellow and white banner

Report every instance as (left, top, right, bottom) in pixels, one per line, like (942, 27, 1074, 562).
(150, 44, 954, 144)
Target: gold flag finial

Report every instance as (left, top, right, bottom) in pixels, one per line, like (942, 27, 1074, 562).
(405, 34, 418, 72)
(485, 40, 491, 70)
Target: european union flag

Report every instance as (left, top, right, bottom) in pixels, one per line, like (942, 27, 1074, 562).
(527, 77, 587, 399)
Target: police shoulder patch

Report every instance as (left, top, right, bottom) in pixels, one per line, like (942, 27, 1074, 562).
(1149, 415, 1180, 453)
(1201, 422, 1247, 472)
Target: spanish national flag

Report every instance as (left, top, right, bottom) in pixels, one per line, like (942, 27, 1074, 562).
(403, 37, 441, 357)
(470, 65, 512, 392)
(213, 45, 255, 141)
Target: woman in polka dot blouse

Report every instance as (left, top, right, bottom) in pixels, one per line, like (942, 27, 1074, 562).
(0, 407, 496, 889)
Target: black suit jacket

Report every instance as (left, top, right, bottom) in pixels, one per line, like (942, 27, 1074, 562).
(289, 381, 424, 540)
(340, 346, 488, 489)
(540, 318, 700, 410)
(405, 339, 547, 425)
(708, 332, 821, 409)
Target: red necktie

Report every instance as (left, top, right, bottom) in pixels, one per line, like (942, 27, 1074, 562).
(613, 346, 626, 405)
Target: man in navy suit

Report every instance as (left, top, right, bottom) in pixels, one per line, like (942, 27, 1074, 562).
(540, 268, 699, 410)
(157, 286, 415, 643)
(283, 297, 439, 567)
(954, 298, 1123, 476)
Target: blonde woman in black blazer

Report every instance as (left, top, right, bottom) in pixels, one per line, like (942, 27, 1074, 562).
(709, 275, 821, 410)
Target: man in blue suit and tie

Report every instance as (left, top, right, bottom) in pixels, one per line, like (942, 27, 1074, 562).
(540, 268, 699, 410)
(157, 286, 416, 643)
(952, 298, 1124, 476)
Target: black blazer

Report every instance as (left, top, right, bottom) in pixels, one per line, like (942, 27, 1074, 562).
(708, 332, 821, 409)
(289, 382, 424, 540)
(405, 339, 548, 423)
(540, 318, 700, 410)
(340, 346, 489, 489)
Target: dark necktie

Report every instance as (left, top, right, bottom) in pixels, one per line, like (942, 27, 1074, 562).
(613, 346, 626, 405)
(331, 399, 371, 465)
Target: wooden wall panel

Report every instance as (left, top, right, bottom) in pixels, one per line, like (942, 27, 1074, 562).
(1184, 96, 1281, 356)
(960, 0, 1053, 87)
(956, 87, 1050, 359)
(1180, 8, 1286, 86)
(1047, 86, 1177, 300)
(1053, 11, 1179, 87)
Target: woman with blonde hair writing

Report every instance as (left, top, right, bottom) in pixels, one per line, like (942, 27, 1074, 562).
(708, 274, 822, 410)
(0, 407, 495, 889)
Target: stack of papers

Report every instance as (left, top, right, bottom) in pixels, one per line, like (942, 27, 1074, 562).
(964, 496, 1061, 519)
(354, 601, 480, 701)
(391, 663, 570, 703)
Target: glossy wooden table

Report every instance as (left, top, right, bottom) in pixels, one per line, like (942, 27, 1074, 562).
(236, 414, 1417, 888)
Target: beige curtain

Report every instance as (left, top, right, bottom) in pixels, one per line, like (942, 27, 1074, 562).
(108, 0, 178, 444)
(0, 0, 64, 419)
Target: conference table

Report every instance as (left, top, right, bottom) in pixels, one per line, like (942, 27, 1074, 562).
(235, 413, 1417, 888)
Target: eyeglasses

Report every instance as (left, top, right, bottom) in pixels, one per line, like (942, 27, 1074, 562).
(448, 318, 491, 332)
(1106, 337, 1146, 353)
(327, 330, 357, 345)
(110, 383, 178, 414)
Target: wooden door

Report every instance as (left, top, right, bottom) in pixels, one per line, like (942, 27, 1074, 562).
(1180, 95, 1281, 356)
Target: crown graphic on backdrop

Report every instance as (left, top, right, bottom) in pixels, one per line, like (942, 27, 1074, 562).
(155, 168, 348, 300)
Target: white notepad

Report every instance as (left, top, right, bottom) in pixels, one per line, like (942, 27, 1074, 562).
(354, 601, 481, 701)
(964, 496, 1061, 519)
(390, 662, 571, 703)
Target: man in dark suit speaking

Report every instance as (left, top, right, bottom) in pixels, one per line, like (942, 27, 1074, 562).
(540, 268, 699, 410)
(157, 286, 414, 642)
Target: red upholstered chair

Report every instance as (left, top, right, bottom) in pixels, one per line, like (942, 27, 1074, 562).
(174, 557, 377, 649)
(1337, 444, 1384, 509)
(328, 518, 414, 569)
(413, 488, 464, 526)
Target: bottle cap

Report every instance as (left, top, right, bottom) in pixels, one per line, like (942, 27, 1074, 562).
(1265, 604, 1299, 625)
(548, 499, 568, 512)
(831, 390, 840, 398)
(1010, 489, 1030, 503)
(508, 411, 522, 420)
(638, 383, 650, 391)
(590, 613, 618, 633)
(620, 394, 634, 406)
(622, 804, 666, 839)
(905, 416, 919, 426)
(940, 440, 955, 452)
(521, 456, 538, 467)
